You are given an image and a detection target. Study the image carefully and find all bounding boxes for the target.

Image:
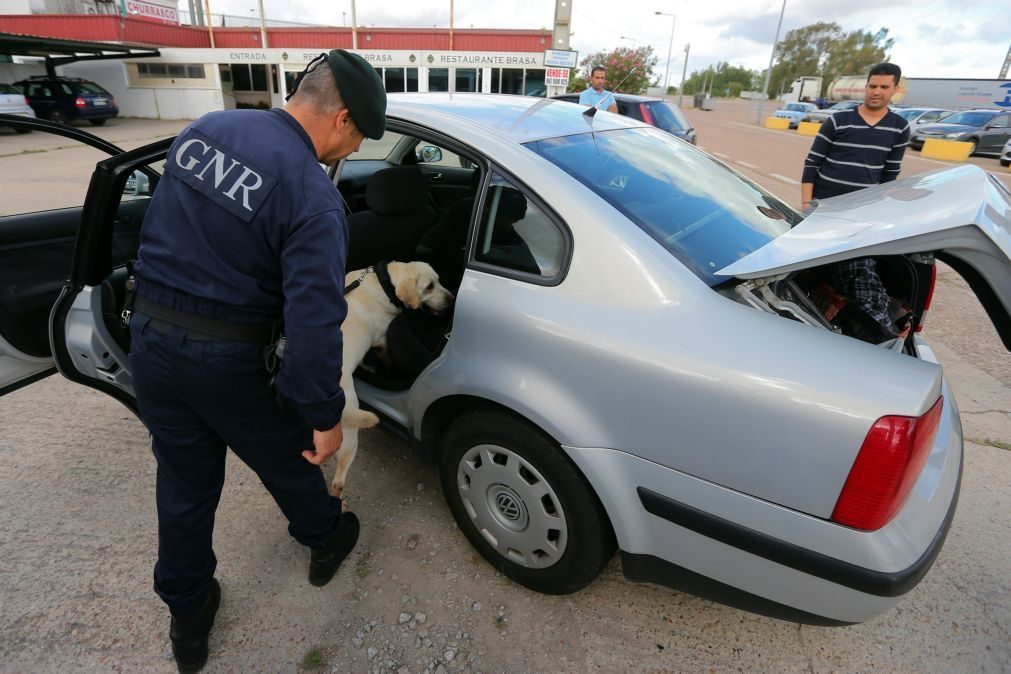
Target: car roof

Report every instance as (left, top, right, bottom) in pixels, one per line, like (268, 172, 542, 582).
(388, 93, 646, 144)
(551, 92, 664, 103)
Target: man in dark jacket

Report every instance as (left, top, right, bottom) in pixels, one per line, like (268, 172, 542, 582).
(129, 50, 386, 672)
(801, 63, 911, 342)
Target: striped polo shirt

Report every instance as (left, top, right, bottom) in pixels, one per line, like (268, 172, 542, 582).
(802, 108, 910, 199)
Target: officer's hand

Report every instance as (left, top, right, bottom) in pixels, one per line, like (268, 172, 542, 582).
(303, 425, 343, 465)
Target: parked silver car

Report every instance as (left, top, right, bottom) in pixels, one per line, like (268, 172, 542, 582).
(773, 101, 818, 128)
(806, 100, 860, 124)
(1, 99, 1009, 625)
(0, 83, 35, 133)
(893, 107, 955, 133)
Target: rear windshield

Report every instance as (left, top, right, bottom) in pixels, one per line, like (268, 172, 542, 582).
(644, 101, 689, 132)
(77, 82, 109, 95)
(525, 128, 798, 286)
(784, 103, 809, 112)
(893, 109, 922, 119)
(938, 111, 995, 127)
(0, 83, 19, 94)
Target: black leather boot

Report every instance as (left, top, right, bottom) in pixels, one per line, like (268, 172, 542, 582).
(309, 512, 360, 587)
(169, 578, 221, 673)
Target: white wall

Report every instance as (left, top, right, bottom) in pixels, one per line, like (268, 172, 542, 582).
(0, 0, 33, 13)
(0, 61, 46, 83)
(60, 60, 224, 120)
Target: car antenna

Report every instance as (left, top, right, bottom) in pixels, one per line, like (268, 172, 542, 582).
(583, 66, 637, 118)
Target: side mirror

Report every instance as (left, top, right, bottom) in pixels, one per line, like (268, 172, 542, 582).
(123, 170, 151, 196)
(416, 145, 443, 163)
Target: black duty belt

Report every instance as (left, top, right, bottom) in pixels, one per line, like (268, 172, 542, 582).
(135, 296, 277, 344)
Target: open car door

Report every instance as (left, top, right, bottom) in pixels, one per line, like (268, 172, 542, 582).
(44, 132, 173, 412)
(0, 114, 138, 395)
(716, 165, 1011, 349)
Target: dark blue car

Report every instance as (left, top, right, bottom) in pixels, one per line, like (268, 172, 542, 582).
(15, 76, 118, 126)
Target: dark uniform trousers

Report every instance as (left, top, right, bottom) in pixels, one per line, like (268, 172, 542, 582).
(129, 313, 343, 615)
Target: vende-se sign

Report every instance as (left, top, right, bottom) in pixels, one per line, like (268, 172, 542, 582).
(125, 0, 179, 24)
(545, 68, 570, 87)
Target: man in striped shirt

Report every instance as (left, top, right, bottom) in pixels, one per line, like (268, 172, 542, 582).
(801, 63, 912, 343)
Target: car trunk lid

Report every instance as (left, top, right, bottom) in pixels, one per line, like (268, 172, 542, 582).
(716, 165, 1011, 348)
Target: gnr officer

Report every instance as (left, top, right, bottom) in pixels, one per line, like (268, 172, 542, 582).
(128, 50, 385, 673)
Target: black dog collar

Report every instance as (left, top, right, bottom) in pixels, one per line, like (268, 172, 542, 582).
(375, 261, 408, 310)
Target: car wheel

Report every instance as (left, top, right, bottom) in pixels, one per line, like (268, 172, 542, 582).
(48, 110, 67, 124)
(89, 119, 107, 126)
(439, 410, 616, 594)
(967, 140, 977, 155)
(1001, 159, 1010, 167)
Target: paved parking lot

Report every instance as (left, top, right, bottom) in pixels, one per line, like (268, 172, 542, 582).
(0, 110, 1008, 673)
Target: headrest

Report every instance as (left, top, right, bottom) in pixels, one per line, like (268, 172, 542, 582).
(365, 166, 429, 215)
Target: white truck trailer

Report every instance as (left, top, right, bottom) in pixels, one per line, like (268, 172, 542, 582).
(780, 76, 823, 103)
(827, 76, 1011, 110)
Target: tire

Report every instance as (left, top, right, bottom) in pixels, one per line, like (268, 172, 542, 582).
(967, 140, 977, 156)
(1001, 159, 1010, 168)
(89, 119, 106, 126)
(48, 110, 67, 124)
(439, 410, 616, 594)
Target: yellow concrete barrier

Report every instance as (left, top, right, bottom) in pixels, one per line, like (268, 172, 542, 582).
(764, 117, 790, 130)
(921, 138, 973, 162)
(797, 121, 820, 136)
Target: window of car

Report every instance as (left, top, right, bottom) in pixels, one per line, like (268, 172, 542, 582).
(939, 111, 996, 127)
(644, 101, 689, 132)
(473, 172, 566, 279)
(988, 115, 1010, 128)
(921, 110, 949, 123)
(784, 103, 808, 112)
(76, 82, 108, 95)
(0, 84, 19, 94)
(525, 128, 798, 287)
(351, 129, 404, 160)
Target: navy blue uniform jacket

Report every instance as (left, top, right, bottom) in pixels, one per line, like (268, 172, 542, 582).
(135, 108, 348, 431)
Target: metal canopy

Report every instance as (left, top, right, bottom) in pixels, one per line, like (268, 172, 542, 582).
(0, 31, 160, 76)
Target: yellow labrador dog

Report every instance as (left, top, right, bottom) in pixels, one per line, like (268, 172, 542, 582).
(331, 260, 454, 497)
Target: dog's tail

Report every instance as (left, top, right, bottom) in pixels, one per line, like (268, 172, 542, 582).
(342, 408, 380, 429)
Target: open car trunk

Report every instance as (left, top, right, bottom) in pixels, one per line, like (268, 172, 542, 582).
(716, 165, 1011, 351)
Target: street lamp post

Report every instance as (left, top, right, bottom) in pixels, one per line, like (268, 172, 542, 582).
(757, 0, 787, 124)
(655, 11, 676, 95)
(678, 42, 689, 108)
(619, 35, 640, 47)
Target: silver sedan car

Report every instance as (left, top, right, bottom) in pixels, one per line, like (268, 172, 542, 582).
(1, 98, 1009, 625)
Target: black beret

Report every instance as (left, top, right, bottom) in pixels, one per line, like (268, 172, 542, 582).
(326, 49, 387, 140)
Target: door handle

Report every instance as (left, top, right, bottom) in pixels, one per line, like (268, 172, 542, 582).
(429, 173, 444, 181)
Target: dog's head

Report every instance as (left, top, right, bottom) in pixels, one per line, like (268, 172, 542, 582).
(387, 261, 455, 313)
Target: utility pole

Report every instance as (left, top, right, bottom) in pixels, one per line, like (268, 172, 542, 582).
(351, 0, 358, 49)
(257, 0, 267, 48)
(1000, 41, 1011, 79)
(756, 0, 786, 125)
(449, 0, 454, 51)
(678, 42, 689, 108)
(655, 11, 676, 94)
(547, 0, 573, 98)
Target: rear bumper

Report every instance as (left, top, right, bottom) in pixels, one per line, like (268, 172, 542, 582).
(563, 376, 963, 623)
(76, 106, 119, 120)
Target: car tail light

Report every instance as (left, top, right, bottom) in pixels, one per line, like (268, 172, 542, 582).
(831, 396, 943, 531)
(639, 103, 654, 126)
(24, 96, 30, 106)
(75, 97, 87, 108)
(916, 265, 937, 332)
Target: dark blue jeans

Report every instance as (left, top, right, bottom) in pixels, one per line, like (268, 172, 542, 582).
(129, 313, 343, 615)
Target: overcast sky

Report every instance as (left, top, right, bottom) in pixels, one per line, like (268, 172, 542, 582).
(207, 0, 1009, 83)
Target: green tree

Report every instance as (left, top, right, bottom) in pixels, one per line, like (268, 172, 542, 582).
(821, 28, 894, 91)
(769, 21, 842, 98)
(680, 62, 759, 97)
(574, 46, 659, 95)
(769, 23, 894, 98)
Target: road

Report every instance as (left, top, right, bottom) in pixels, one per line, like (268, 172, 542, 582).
(0, 111, 1008, 673)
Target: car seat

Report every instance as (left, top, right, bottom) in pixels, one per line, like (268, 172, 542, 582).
(345, 166, 437, 271)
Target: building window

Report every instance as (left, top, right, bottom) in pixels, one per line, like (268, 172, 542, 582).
(524, 69, 546, 97)
(455, 68, 480, 93)
(138, 63, 205, 79)
(406, 68, 419, 92)
(384, 67, 406, 93)
(429, 68, 449, 92)
(230, 64, 268, 92)
(499, 69, 524, 95)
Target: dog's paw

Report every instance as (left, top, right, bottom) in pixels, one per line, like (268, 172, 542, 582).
(329, 480, 345, 499)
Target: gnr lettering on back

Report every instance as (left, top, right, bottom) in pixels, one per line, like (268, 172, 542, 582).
(167, 131, 277, 222)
